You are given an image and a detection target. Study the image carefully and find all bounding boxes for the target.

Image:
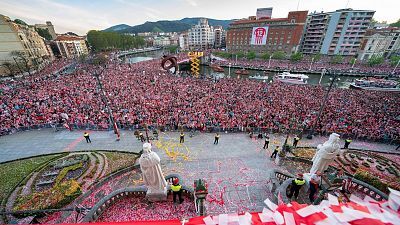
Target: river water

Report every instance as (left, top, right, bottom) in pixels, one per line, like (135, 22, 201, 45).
(126, 52, 355, 88)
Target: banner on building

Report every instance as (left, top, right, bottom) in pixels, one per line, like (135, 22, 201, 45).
(250, 26, 269, 45)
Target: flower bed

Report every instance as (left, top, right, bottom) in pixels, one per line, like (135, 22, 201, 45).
(103, 152, 138, 175)
(292, 148, 315, 160)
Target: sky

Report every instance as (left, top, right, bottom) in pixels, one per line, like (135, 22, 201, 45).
(0, 0, 399, 35)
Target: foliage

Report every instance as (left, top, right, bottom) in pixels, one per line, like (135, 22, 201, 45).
(103, 152, 138, 175)
(354, 169, 388, 193)
(235, 52, 245, 59)
(14, 19, 28, 26)
(246, 51, 256, 60)
(368, 55, 384, 66)
(261, 52, 271, 60)
(312, 53, 322, 62)
(54, 162, 83, 185)
(14, 180, 81, 211)
(167, 45, 179, 54)
(213, 52, 232, 59)
(390, 19, 400, 28)
(293, 148, 315, 160)
(36, 28, 52, 40)
(331, 55, 343, 64)
(290, 52, 303, 61)
(0, 155, 61, 204)
(272, 51, 286, 60)
(349, 58, 357, 65)
(87, 30, 145, 51)
(390, 55, 400, 66)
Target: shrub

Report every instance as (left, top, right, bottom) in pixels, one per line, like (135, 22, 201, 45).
(362, 162, 370, 168)
(290, 52, 303, 61)
(54, 162, 83, 185)
(272, 51, 286, 60)
(354, 169, 388, 193)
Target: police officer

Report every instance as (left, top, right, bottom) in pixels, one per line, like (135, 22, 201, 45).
(288, 173, 305, 199)
(180, 132, 185, 143)
(344, 139, 352, 149)
(171, 178, 183, 204)
(270, 146, 279, 159)
(293, 135, 300, 148)
(83, 132, 91, 143)
(263, 135, 270, 149)
(214, 133, 220, 144)
(139, 132, 145, 142)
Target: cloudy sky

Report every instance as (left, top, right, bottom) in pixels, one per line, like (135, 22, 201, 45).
(0, 0, 398, 35)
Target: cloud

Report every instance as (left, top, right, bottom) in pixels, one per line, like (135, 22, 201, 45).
(184, 0, 198, 7)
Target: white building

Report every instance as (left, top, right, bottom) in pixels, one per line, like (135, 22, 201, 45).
(153, 36, 171, 46)
(358, 28, 400, 60)
(188, 18, 214, 50)
(179, 32, 189, 50)
(213, 26, 226, 49)
(55, 35, 88, 58)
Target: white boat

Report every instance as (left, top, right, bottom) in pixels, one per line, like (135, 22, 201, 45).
(249, 74, 269, 80)
(350, 78, 400, 92)
(275, 72, 309, 84)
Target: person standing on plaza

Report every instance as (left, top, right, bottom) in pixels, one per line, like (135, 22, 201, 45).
(214, 133, 220, 145)
(83, 132, 91, 143)
(309, 171, 321, 203)
(270, 146, 279, 159)
(139, 132, 145, 142)
(171, 178, 184, 204)
(180, 132, 185, 143)
(288, 173, 305, 200)
(344, 139, 352, 149)
(263, 135, 270, 149)
(293, 135, 300, 148)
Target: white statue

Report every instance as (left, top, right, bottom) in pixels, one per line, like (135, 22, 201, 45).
(139, 143, 167, 201)
(310, 133, 341, 174)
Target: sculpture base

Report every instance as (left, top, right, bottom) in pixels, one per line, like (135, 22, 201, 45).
(146, 188, 167, 202)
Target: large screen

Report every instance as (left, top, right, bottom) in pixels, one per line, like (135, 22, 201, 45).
(250, 26, 269, 45)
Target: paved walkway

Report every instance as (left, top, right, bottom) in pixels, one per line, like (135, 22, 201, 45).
(0, 129, 398, 163)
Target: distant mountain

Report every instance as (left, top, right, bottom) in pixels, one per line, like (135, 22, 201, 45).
(103, 18, 234, 34)
(104, 24, 131, 32)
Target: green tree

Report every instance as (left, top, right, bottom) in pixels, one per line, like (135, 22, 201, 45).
(312, 53, 322, 62)
(167, 45, 178, 54)
(349, 58, 357, 65)
(246, 51, 256, 60)
(87, 30, 145, 52)
(331, 55, 343, 64)
(368, 55, 384, 66)
(36, 28, 53, 40)
(236, 52, 245, 59)
(390, 55, 400, 66)
(261, 52, 271, 60)
(14, 19, 28, 26)
(390, 19, 400, 28)
(290, 52, 303, 61)
(272, 51, 286, 60)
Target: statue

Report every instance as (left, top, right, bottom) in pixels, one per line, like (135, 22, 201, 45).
(310, 133, 341, 174)
(139, 143, 167, 201)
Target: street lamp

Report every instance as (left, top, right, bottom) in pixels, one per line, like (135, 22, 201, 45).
(228, 63, 232, 77)
(268, 55, 272, 69)
(393, 59, 400, 75)
(307, 72, 339, 139)
(309, 57, 314, 71)
(351, 58, 357, 69)
(318, 68, 327, 85)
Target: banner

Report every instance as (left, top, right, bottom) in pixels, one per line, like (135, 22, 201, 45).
(250, 26, 269, 45)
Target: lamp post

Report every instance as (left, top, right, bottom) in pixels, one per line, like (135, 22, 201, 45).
(235, 55, 238, 65)
(268, 55, 272, 69)
(228, 63, 232, 77)
(307, 72, 339, 139)
(318, 68, 326, 85)
(351, 58, 357, 68)
(393, 59, 400, 75)
(309, 57, 314, 71)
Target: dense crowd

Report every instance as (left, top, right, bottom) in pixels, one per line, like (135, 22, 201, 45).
(215, 58, 400, 76)
(0, 56, 399, 142)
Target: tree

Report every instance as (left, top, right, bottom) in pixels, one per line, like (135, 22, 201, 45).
(36, 28, 52, 40)
(368, 55, 384, 66)
(236, 52, 245, 59)
(87, 30, 145, 52)
(312, 53, 322, 62)
(390, 19, 400, 28)
(331, 55, 343, 64)
(1, 62, 18, 77)
(349, 58, 357, 65)
(14, 19, 28, 26)
(390, 55, 400, 66)
(272, 51, 286, 60)
(261, 52, 271, 60)
(246, 51, 256, 60)
(167, 45, 178, 54)
(290, 52, 303, 61)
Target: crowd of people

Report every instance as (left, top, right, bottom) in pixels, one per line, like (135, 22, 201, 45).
(0, 55, 399, 142)
(215, 58, 400, 76)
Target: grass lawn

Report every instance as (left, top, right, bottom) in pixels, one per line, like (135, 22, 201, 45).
(0, 154, 62, 204)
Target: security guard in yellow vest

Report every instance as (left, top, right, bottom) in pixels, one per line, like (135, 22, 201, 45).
(293, 136, 300, 148)
(288, 173, 305, 199)
(344, 139, 352, 149)
(83, 132, 91, 143)
(171, 178, 183, 204)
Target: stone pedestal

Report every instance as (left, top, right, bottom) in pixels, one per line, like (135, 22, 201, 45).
(146, 187, 168, 202)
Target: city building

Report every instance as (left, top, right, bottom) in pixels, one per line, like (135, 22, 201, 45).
(300, 9, 375, 56)
(358, 27, 400, 60)
(226, 9, 308, 54)
(214, 26, 226, 49)
(256, 8, 273, 20)
(179, 32, 189, 50)
(188, 18, 215, 50)
(54, 35, 88, 58)
(0, 14, 51, 76)
(153, 36, 171, 46)
(34, 21, 57, 40)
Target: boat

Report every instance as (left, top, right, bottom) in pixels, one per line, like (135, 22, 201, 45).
(210, 64, 225, 73)
(275, 72, 309, 84)
(349, 78, 400, 92)
(235, 68, 249, 75)
(249, 74, 269, 81)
